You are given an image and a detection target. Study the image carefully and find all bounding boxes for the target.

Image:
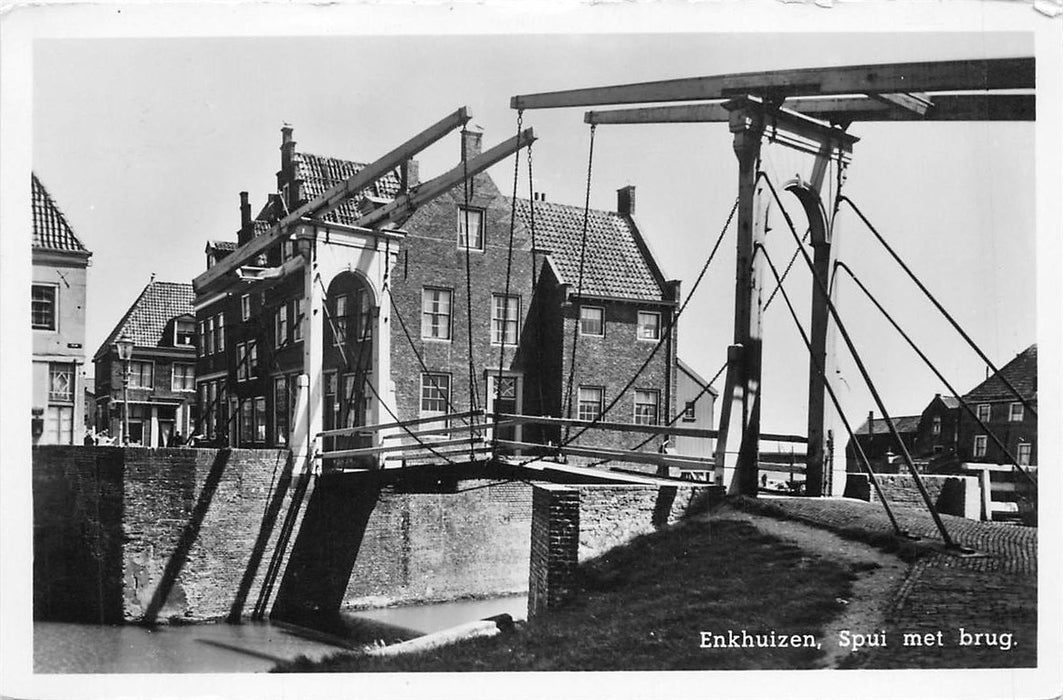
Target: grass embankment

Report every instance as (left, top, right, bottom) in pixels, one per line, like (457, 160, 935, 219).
(273, 517, 859, 672)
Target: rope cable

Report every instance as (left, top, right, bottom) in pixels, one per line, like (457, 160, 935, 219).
(561, 124, 597, 442)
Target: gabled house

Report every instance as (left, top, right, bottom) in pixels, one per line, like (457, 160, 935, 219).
(957, 344, 1037, 466)
(673, 358, 718, 458)
(192, 125, 681, 462)
(94, 280, 197, 446)
(32, 173, 92, 445)
(846, 413, 922, 473)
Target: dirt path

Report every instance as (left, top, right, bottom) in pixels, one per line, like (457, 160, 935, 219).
(699, 505, 910, 668)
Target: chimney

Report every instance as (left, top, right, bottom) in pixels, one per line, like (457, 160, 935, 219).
(280, 123, 295, 176)
(617, 185, 636, 216)
(239, 191, 251, 232)
(402, 159, 420, 191)
(462, 125, 484, 161)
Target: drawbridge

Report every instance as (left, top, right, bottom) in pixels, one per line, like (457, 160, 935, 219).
(191, 57, 1037, 549)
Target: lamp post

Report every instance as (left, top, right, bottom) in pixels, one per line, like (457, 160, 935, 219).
(115, 334, 134, 445)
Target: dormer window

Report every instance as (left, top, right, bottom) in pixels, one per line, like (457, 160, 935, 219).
(174, 319, 196, 347)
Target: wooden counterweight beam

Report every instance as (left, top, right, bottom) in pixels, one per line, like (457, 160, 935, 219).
(512, 57, 1033, 110)
(354, 128, 537, 229)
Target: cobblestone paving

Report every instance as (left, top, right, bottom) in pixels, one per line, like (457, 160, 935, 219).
(735, 496, 1038, 669)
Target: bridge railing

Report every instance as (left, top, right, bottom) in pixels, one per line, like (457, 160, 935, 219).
(315, 408, 807, 476)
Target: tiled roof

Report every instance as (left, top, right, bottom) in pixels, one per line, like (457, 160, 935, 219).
(854, 415, 922, 436)
(32, 173, 89, 253)
(294, 152, 402, 226)
(208, 239, 238, 252)
(962, 344, 1037, 403)
(508, 198, 666, 301)
(94, 281, 195, 360)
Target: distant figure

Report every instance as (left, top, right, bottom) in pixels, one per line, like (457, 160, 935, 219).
(761, 473, 768, 488)
(172, 431, 184, 447)
(83, 430, 96, 446)
(96, 429, 115, 446)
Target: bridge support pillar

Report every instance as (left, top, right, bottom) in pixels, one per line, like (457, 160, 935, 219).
(528, 484, 579, 618)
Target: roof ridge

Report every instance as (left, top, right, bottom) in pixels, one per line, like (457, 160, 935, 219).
(508, 195, 621, 218)
(31, 172, 90, 253)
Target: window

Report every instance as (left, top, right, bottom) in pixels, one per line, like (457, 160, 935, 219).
(276, 304, 289, 346)
(333, 295, 349, 346)
(421, 373, 451, 413)
(324, 371, 339, 430)
(293, 298, 305, 342)
(197, 321, 206, 356)
(1017, 442, 1032, 466)
(206, 381, 218, 439)
(254, 397, 267, 443)
(240, 398, 254, 444)
(128, 361, 154, 389)
(1009, 402, 1024, 422)
(637, 312, 661, 341)
(215, 313, 225, 352)
(973, 434, 988, 458)
(354, 289, 372, 343)
(634, 389, 659, 425)
(422, 288, 452, 340)
(682, 400, 697, 422)
(32, 284, 57, 330)
(579, 306, 604, 337)
(45, 406, 73, 444)
(205, 317, 216, 355)
(932, 415, 942, 436)
(236, 342, 257, 381)
(577, 386, 604, 423)
(172, 364, 195, 391)
(976, 403, 990, 422)
(458, 207, 484, 250)
(174, 319, 195, 347)
(49, 363, 74, 402)
(492, 294, 520, 345)
(241, 294, 251, 321)
(274, 377, 289, 445)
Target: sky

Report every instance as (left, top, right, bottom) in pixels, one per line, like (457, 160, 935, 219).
(29, 31, 1038, 437)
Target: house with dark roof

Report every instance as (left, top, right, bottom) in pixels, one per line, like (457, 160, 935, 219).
(957, 344, 1037, 466)
(94, 280, 196, 446)
(673, 358, 718, 459)
(192, 125, 680, 458)
(845, 412, 922, 473)
(32, 173, 92, 445)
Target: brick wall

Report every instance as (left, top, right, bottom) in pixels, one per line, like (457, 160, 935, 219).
(843, 472, 981, 519)
(389, 171, 535, 425)
(528, 483, 704, 617)
(34, 445, 302, 623)
(528, 484, 580, 617)
(35, 446, 704, 623)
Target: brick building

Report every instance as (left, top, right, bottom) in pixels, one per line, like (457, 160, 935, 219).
(192, 126, 680, 460)
(31, 173, 92, 445)
(94, 280, 197, 446)
(956, 344, 1037, 466)
(846, 344, 1037, 473)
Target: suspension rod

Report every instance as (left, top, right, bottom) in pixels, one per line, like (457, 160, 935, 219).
(759, 174, 956, 547)
(838, 195, 1036, 418)
(759, 245, 904, 535)
(834, 260, 1036, 489)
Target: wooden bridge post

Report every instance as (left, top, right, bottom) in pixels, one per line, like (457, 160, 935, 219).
(713, 102, 767, 496)
(290, 228, 324, 474)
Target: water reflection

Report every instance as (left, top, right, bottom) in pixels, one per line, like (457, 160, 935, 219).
(34, 595, 527, 674)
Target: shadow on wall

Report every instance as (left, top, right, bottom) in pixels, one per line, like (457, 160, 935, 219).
(142, 449, 232, 623)
(271, 472, 382, 620)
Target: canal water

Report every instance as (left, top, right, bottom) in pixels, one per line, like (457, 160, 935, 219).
(34, 595, 528, 673)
